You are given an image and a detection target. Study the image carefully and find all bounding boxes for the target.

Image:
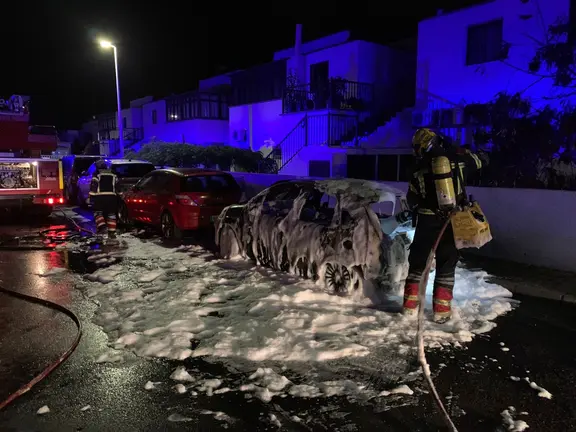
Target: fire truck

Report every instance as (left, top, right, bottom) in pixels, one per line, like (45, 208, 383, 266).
(0, 95, 64, 213)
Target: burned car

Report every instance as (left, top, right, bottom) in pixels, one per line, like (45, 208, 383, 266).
(214, 179, 412, 295)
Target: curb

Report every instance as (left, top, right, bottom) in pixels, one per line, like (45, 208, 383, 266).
(491, 278, 576, 305)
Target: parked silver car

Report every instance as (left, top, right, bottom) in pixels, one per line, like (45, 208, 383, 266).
(75, 158, 155, 207)
(215, 179, 412, 295)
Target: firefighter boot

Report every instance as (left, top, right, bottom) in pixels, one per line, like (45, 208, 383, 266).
(402, 282, 420, 317)
(106, 214, 117, 241)
(433, 286, 453, 324)
(94, 213, 107, 235)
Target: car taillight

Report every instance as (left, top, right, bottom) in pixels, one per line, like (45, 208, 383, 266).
(175, 195, 199, 206)
(43, 197, 64, 205)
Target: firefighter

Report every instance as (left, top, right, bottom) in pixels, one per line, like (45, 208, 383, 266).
(403, 128, 488, 323)
(90, 160, 119, 239)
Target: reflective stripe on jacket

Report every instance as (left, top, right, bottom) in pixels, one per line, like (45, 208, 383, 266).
(89, 170, 119, 196)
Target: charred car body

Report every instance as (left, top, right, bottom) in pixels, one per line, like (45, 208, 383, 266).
(215, 179, 412, 295)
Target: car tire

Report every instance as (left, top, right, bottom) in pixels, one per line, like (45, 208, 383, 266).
(218, 225, 240, 259)
(323, 263, 352, 296)
(76, 189, 87, 209)
(117, 200, 129, 226)
(161, 211, 182, 240)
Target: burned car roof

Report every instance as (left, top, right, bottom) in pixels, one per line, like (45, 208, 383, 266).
(314, 179, 404, 206)
(250, 179, 405, 210)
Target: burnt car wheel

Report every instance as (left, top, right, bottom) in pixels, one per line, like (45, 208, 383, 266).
(219, 226, 240, 259)
(324, 263, 352, 295)
(76, 189, 87, 208)
(256, 239, 271, 267)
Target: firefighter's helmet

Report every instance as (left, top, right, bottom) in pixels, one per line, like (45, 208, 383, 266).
(412, 128, 439, 157)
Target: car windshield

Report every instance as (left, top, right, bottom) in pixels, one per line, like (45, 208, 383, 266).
(74, 159, 99, 174)
(112, 163, 155, 178)
(180, 175, 238, 192)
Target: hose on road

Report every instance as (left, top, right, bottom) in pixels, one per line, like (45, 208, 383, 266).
(0, 285, 83, 411)
(0, 209, 96, 250)
(416, 215, 458, 432)
(58, 209, 96, 237)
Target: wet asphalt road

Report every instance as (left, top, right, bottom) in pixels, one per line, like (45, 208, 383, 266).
(0, 210, 575, 431)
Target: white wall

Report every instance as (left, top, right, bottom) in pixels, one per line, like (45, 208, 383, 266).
(280, 146, 348, 177)
(141, 100, 228, 144)
(357, 41, 416, 110)
(230, 172, 576, 273)
(418, 0, 571, 108)
(228, 100, 305, 153)
(382, 182, 576, 273)
(300, 41, 361, 82)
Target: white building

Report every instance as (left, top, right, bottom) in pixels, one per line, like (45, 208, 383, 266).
(417, 0, 572, 112)
(86, 29, 418, 179)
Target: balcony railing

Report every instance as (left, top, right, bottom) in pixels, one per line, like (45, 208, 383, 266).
(98, 127, 143, 143)
(166, 92, 228, 121)
(282, 79, 374, 114)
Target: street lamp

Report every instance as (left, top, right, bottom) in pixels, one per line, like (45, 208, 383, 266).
(99, 39, 124, 158)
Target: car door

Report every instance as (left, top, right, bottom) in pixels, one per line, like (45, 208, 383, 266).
(127, 174, 155, 222)
(142, 172, 175, 225)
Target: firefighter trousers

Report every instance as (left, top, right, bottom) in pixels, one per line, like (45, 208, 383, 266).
(92, 195, 118, 234)
(403, 213, 458, 318)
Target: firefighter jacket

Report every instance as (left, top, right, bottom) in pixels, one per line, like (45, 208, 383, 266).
(407, 148, 484, 215)
(89, 169, 119, 196)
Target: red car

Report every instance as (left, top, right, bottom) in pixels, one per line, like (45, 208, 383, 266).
(121, 168, 242, 239)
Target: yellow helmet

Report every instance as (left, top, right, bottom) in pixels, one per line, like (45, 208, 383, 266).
(412, 128, 438, 157)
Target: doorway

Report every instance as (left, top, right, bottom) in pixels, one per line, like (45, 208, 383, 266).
(310, 61, 329, 109)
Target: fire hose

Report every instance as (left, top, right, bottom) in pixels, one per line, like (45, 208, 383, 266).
(416, 214, 458, 432)
(0, 211, 91, 410)
(0, 285, 82, 411)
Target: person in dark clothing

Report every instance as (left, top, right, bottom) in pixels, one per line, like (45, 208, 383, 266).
(90, 160, 119, 239)
(403, 128, 488, 323)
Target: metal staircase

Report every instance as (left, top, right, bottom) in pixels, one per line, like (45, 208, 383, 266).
(107, 128, 144, 156)
(259, 115, 308, 173)
(259, 84, 417, 174)
(259, 111, 395, 174)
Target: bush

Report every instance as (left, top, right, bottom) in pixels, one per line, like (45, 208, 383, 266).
(125, 141, 277, 173)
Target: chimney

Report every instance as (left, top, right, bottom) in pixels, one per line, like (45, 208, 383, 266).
(294, 24, 304, 84)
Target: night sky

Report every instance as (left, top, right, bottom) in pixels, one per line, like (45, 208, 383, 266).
(4, 1, 482, 130)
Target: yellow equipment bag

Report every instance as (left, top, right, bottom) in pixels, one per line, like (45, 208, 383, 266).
(451, 201, 492, 250)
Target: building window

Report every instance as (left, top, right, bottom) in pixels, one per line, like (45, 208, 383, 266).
(152, 109, 157, 124)
(122, 117, 127, 128)
(166, 92, 228, 122)
(466, 19, 505, 66)
(308, 160, 331, 178)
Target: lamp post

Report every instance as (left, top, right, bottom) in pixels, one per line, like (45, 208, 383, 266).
(99, 40, 124, 158)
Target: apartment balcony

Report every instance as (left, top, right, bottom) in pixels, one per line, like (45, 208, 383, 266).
(282, 78, 374, 114)
(166, 91, 229, 122)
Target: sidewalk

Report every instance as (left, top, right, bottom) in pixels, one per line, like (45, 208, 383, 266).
(461, 253, 576, 304)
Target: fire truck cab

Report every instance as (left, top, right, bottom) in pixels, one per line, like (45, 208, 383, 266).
(0, 95, 64, 214)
